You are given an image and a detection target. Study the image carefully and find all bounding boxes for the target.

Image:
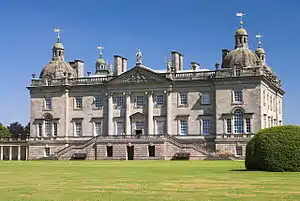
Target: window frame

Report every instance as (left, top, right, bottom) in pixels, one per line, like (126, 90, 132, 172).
(178, 93, 188, 106)
(232, 90, 243, 104)
(74, 97, 83, 109)
(179, 119, 188, 135)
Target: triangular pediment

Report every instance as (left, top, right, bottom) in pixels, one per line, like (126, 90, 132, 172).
(130, 112, 146, 118)
(108, 65, 171, 85)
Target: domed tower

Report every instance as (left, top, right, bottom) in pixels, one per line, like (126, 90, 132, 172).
(255, 34, 266, 66)
(95, 46, 111, 76)
(222, 13, 259, 68)
(39, 28, 77, 79)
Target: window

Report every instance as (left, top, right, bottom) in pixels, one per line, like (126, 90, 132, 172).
(267, 94, 269, 109)
(264, 115, 267, 128)
(268, 116, 271, 128)
(53, 123, 58, 136)
(226, 119, 232, 133)
(155, 95, 164, 106)
(233, 90, 243, 103)
(179, 93, 188, 105)
(75, 97, 83, 109)
(233, 109, 244, 134)
(179, 119, 188, 135)
(45, 119, 52, 136)
(273, 97, 276, 111)
(270, 97, 272, 111)
(234, 68, 241, 76)
(116, 121, 124, 135)
(246, 118, 251, 133)
(201, 92, 210, 105)
(114, 96, 124, 108)
(94, 96, 103, 108)
(45, 147, 50, 157)
(94, 122, 102, 136)
(236, 146, 243, 156)
(136, 96, 144, 107)
(75, 122, 82, 136)
(107, 146, 113, 157)
(38, 123, 43, 137)
(202, 120, 211, 135)
(45, 98, 52, 110)
(263, 90, 266, 106)
(278, 100, 281, 114)
(135, 121, 144, 130)
(148, 145, 155, 157)
(156, 120, 165, 134)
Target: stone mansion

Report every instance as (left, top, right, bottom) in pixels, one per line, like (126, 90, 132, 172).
(22, 17, 284, 160)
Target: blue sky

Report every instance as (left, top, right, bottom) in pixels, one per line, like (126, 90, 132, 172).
(0, 0, 299, 126)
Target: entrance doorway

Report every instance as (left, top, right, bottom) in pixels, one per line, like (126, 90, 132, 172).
(127, 146, 134, 160)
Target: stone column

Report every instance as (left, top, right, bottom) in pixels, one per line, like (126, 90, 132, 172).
(108, 93, 114, 135)
(65, 89, 69, 138)
(166, 90, 172, 134)
(0, 146, 3, 160)
(9, 146, 12, 160)
(17, 146, 21, 160)
(125, 92, 131, 135)
(147, 91, 153, 135)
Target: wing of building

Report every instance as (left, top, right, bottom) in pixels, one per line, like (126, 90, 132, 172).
(25, 22, 284, 160)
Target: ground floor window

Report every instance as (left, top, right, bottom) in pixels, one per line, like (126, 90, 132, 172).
(107, 146, 113, 157)
(235, 146, 243, 156)
(116, 121, 124, 135)
(45, 147, 50, 157)
(148, 145, 155, 157)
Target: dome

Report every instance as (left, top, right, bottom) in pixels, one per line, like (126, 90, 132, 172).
(255, 47, 265, 55)
(235, 27, 248, 36)
(53, 42, 64, 49)
(40, 60, 77, 79)
(96, 58, 106, 65)
(223, 47, 259, 68)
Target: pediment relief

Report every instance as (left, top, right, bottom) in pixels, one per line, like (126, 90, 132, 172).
(108, 66, 170, 85)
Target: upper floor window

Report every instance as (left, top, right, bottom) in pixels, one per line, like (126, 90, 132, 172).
(94, 96, 103, 108)
(179, 93, 188, 106)
(201, 92, 210, 105)
(233, 109, 244, 134)
(114, 96, 124, 108)
(136, 96, 144, 107)
(44, 98, 52, 110)
(155, 95, 164, 106)
(75, 97, 83, 109)
(179, 119, 188, 135)
(233, 90, 243, 103)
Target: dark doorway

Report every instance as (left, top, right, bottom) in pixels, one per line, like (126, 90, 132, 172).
(135, 130, 142, 138)
(127, 146, 134, 160)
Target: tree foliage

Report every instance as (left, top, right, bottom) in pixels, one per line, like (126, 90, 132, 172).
(0, 125, 11, 137)
(245, 125, 300, 172)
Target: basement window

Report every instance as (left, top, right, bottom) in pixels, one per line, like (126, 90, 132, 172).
(148, 145, 155, 157)
(107, 146, 113, 157)
(235, 146, 243, 156)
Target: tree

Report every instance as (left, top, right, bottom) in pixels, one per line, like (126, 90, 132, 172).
(24, 122, 30, 136)
(245, 125, 300, 172)
(7, 122, 24, 138)
(0, 124, 11, 137)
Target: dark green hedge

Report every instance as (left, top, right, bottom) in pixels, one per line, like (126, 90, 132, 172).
(245, 125, 300, 172)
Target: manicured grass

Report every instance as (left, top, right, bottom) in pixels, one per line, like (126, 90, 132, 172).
(0, 160, 300, 201)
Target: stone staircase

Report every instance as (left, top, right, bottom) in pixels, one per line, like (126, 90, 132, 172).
(164, 134, 212, 156)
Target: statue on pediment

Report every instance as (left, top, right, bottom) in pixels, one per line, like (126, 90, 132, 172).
(136, 49, 143, 65)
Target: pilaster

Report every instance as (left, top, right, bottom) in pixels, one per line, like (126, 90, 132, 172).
(125, 92, 131, 135)
(65, 89, 69, 138)
(166, 90, 172, 134)
(108, 93, 114, 135)
(147, 91, 153, 135)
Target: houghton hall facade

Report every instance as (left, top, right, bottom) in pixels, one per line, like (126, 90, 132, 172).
(16, 17, 283, 160)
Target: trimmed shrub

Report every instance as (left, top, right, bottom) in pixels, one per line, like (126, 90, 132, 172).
(245, 125, 300, 172)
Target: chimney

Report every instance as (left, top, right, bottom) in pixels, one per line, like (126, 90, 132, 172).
(171, 51, 183, 71)
(114, 55, 127, 76)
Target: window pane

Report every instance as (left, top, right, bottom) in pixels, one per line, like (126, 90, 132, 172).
(246, 118, 251, 133)
(201, 93, 210, 105)
(202, 120, 210, 135)
(156, 120, 164, 134)
(136, 96, 144, 107)
(95, 96, 103, 108)
(135, 121, 144, 130)
(75, 122, 82, 136)
(234, 91, 243, 102)
(180, 120, 188, 135)
(226, 119, 232, 133)
(45, 98, 52, 109)
(45, 120, 52, 136)
(53, 123, 58, 136)
(95, 122, 102, 136)
(75, 97, 82, 108)
(180, 93, 188, 105)
(38, 123, 43, 137)
(156, 95, 164, 106)
(116, 122, 124, 135)
(234, 110, 244, 133)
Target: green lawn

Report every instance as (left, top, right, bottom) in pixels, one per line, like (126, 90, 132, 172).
(0, 160, 300, 201)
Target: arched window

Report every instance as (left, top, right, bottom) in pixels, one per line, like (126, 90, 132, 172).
(37, 113, 58, 137)
(233, 109, 244, 134)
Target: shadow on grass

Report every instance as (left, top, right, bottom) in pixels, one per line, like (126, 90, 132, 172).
(230, 169, 266, 172)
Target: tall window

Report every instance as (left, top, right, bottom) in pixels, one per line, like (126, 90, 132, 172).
(45, 147, 51, 157)
(278, 100, 281, 114)
(75, 122, 82, 136)
(75, 97, 83, 109)
(148, 145, 155, 157)
(263, 90, 266, 106)
(53, 123, 58, 136)
(267, 94, 269, 109)
(94, 96, 103, 108)
(233, 109, 244, 134)
(135, 121, 144, 130)
(45, 98, 52, 110)
(246, 118, 251, 133)
(179, 93, 188, 105)
(270, 97, 272, 111)
(136, 96, 144, 107)
(38, 123, 43, 137)
(179, 119, 188, 135)
(233, 90, 243, 103)
(156, 120, 165, 134)
(114, 96, 124, 108)
(155, 95, 164, 106)
(94, 122, 102, 136)
(273, 97, 276, 111)
(202, 120, 211, 135)
(226, 119, 232, 133)
(264, 115, 267, 128)
(201, 92, 210, 105)
(45, 115, 53, 136)
(116, 121, 124, 135)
